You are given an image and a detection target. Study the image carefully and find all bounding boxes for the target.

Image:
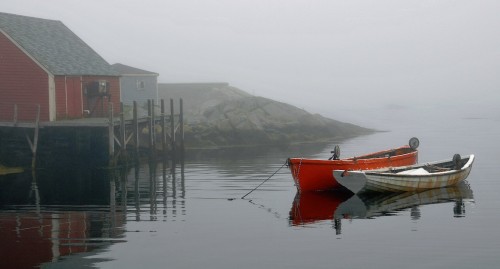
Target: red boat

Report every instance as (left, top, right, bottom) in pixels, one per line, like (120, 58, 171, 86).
(287, 138, 419, 192)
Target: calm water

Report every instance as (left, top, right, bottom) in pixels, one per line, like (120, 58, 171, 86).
(1, 105, 500, 269)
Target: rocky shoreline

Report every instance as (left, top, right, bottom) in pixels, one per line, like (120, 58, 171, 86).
(158, 83, 374, 148)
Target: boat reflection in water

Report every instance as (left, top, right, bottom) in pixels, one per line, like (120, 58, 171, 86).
(289, 181, 474, 233)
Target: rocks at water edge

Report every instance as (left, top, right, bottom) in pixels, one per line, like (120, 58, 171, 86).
(158, 83, 374, 148)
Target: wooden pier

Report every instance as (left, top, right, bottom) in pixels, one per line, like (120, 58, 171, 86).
(0, 99, 184, 168)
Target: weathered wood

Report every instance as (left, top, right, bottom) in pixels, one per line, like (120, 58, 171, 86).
(32, 105, 40, 153)
(108, 103, 114, 159)
(170, 99, 176, 164)
(334, 155, 475, 193)
(180, 98, 184, 153)
(161, 99, 166, 159)
(151, 99, 156, 152)
(120, 103, 126, 150)
(133, 101, 139, 158)
(1, 99, 185, 167)
(31, 105, 40, 169)
(147, 100, 154, 156)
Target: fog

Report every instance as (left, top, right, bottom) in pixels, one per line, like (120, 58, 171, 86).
(3, 0, 500, 123)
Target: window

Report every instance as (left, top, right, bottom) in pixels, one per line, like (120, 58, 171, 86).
(137, 80, 145, 90)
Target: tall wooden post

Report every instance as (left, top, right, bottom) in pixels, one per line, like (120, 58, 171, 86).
(108, 103, 115, 164)
(151, 99, 156, 153)
(161, 99, 166, 159)
(147, 100, 154, 159)
(179, 98, 184, 154)
(170, 99, 175, 165)
(31, 105, 40, 169)
(133, 101, 139, 159)
(120, 103, 126, 151)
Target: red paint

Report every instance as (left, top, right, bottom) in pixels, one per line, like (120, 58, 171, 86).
(0, 32, 121, 121)
(66, 77, 83, 118)
(288, 145, 418, 192)
(0, 32, 49, 121)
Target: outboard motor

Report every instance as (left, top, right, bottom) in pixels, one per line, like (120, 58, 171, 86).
(328, 145, 340, 160)
(453, 154, 462, 170)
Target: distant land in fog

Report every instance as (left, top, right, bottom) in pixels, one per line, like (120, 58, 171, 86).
(157, 82, 375, 148)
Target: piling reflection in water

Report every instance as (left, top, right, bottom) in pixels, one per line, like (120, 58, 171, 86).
(0, 156, 185, 269)
(125, 158, 186, 222)
(0, 167, 125, 268)
(289, 181, 474, 233)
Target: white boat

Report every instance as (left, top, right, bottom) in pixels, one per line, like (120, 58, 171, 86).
(333, 154, 475, 193)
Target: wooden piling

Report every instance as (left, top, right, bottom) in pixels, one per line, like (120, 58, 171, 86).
(1, 98, 185, 168)
(108, 103, 115, 162)
(151, 99, 156, 153)
(120, 103, 126, 151)
(30, 105, 40, 169)
(170, 99, 175, 164)
(179, 98, 184, 154)
(161, 99, 166, 159)
(147, 100, 154, 159)
(133, 101, 139, 159)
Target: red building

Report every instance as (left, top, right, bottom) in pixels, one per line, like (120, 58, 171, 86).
(0, 12, 120, 122)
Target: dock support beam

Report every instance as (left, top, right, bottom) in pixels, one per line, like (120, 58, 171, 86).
(180, 98, 184, 155)
(161, 100, 167, 160)
(108, 103, 115, 165)
(170, 99, 176, 165)
(120, 103, 126, 151)
(133, 101, 139, 159)
(1, 99, 185, 168)
(26, 105, 40, 169)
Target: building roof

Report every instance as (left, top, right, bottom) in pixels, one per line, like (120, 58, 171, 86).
(0, 12, 118, 76)
(111, 63, 159, 76)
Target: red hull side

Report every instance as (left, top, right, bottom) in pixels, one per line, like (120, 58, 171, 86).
(288, 145, 418, 192)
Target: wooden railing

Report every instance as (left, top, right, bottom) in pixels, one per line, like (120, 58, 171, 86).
(0, 103, 41, 124)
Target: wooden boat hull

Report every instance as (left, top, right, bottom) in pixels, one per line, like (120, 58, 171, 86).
(288, 145, 418, 192)
(334, 154, 475, 193)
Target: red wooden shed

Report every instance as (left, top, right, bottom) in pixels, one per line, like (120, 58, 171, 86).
(0, 12, 120, 122)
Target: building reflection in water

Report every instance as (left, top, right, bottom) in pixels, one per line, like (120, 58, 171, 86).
(0, 157, 185, 269)
(289, 181, 474, 234)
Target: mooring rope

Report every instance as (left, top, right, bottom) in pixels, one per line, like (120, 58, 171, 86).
(240, 161, 288, 199)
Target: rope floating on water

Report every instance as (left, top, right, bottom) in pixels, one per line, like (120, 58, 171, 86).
(239, 161, 288, 200)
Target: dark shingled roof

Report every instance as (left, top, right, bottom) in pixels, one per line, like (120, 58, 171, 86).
(0, 12, 118, 76)
(112, 63, 159, 76)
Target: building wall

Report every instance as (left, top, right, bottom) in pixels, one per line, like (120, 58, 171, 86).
(53, 76, 121, 119)
(120, 75, 158, 108)
(81, 76, 121, 117)
(0, 31, 50, 121)
(54, 76, 69, 119)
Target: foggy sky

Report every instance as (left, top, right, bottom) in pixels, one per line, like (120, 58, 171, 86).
(3, 0, 500, 120)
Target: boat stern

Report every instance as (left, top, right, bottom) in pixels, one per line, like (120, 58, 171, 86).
(333, 170, 368, 194)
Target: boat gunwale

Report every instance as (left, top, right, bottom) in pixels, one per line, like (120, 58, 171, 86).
(287, 145, 417, 165)
(363, 154, 475, 178)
